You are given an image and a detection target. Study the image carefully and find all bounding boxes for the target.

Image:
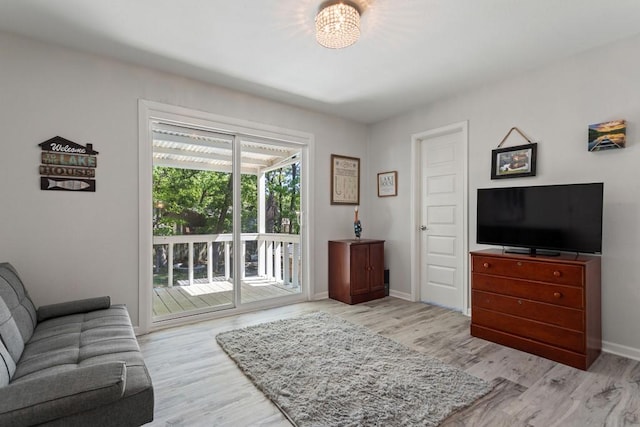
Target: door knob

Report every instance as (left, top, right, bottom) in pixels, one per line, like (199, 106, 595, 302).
(420, 225, 428, 231)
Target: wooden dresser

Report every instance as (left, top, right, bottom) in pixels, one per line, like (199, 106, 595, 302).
(328, 239, 385, 305)
(470, 249, 601, 370)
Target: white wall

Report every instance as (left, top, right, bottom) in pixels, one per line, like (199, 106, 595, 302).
(3, 28, 639, 357)
(368, 34, 640, 356)
(0, 32, 369, 326)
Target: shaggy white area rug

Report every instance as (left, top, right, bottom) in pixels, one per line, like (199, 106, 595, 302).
(216, 312, 491, 427)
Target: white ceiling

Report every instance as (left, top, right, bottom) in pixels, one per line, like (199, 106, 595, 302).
(2, 0, 640, 124)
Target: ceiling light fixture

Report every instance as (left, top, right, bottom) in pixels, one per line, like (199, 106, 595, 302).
(315, 1, 361, 49)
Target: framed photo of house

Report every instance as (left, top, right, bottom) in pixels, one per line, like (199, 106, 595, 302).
(491, 143, 537, 179)
(377, 171, 397, 197)
(331, 154, 360, 205)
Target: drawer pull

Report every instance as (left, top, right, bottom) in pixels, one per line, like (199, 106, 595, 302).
(553, 292, 562, 298)
(517, 261, 523, 266)
(553, 271, 561, 277)
(483, 262, 490, 268)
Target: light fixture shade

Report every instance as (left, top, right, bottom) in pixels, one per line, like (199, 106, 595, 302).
(315, 1, 361, 49)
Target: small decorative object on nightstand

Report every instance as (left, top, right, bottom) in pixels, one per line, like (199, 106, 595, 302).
(354, 206, 362, 239)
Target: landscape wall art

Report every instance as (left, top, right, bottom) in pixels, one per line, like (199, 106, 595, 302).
(588, 120, 626, 151)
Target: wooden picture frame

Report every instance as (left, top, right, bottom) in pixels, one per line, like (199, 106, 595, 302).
(491, 143, 537, 179)
(331, 154, 360, 205)
(377, 171, 397, 197)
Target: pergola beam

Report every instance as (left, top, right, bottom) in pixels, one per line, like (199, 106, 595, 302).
(153, 158, 260, 175)
(152, 131, 297, 159)
(153, 146, 270, 168)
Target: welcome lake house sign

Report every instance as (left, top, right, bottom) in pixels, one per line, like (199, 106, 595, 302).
(39, 136, 99, 192)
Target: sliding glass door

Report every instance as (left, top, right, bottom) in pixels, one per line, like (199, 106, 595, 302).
(141, 106, 308, 327)
(151, 126, 236, 320)
(239, 138, 303, 305)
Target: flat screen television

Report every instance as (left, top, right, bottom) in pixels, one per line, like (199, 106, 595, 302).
(477, 183, 603, 255)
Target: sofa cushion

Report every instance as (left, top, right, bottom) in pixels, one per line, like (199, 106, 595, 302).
(0, 336, 16, 387)
(0, 264, 37, 365)
(13, 305, 144, 383)
(37, 296, 111, 323)
(0, 361, 127, 426)
(0, 295, 27, 370)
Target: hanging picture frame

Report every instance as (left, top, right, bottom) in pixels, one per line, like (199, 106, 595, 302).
(491, 143, 537, 179)
(491, 127, 537, 180)
(331, 154, 360, 205)
(377, 171, 397, 197)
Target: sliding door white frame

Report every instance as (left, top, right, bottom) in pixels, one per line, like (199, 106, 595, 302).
(137, 100, 314, 334)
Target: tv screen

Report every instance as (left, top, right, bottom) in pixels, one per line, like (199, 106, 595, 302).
(477, 183, 603, 254)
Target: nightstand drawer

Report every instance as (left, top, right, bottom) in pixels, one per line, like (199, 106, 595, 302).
(472, 307, 584, 353)
(472, 273, 583, 309)
(472, 290, 583, 330)
(473, 256, 583, 286)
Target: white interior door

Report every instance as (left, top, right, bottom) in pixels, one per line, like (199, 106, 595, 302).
(418, 124, 467, 311)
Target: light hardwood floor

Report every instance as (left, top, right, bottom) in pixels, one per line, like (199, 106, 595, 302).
(137, 297, 640, 426)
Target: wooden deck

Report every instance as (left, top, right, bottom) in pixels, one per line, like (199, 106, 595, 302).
(152, 277, 300, 317)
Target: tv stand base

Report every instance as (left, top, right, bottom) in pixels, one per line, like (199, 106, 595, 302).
(504, 247, 560, 257)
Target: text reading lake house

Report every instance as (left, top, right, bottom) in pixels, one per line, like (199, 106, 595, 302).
(38, 136, 99, 192)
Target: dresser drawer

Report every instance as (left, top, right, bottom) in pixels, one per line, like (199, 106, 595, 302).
(472, 273, 583, 309)
(472, 307, 584, 353)
(473, 256, 583, 286)
(472, 290, 583, 330)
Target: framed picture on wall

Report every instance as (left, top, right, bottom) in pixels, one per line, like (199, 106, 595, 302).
(331, 154, 360, 205)
(588, 119, 626, 151)
(491, 143, 537, 179)
(377, 171, 397, 197)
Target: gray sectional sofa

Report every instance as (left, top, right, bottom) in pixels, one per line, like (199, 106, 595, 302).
(0, 263, 154, 426)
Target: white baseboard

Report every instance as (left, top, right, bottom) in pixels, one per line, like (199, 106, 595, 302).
(389, 289, 412, 301)
(313, 291, 328, 300)
(602, 340, 640, 362)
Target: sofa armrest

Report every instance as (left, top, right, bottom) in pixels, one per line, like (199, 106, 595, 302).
(37, 296, 111, 322)
(0, 361, 126, 426)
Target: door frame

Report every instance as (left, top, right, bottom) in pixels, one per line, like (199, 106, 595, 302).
(410, 121, 469, 314)
(137, 100, 314, 334)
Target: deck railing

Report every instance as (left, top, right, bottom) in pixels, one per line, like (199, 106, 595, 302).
(153, 233, 301, 287)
